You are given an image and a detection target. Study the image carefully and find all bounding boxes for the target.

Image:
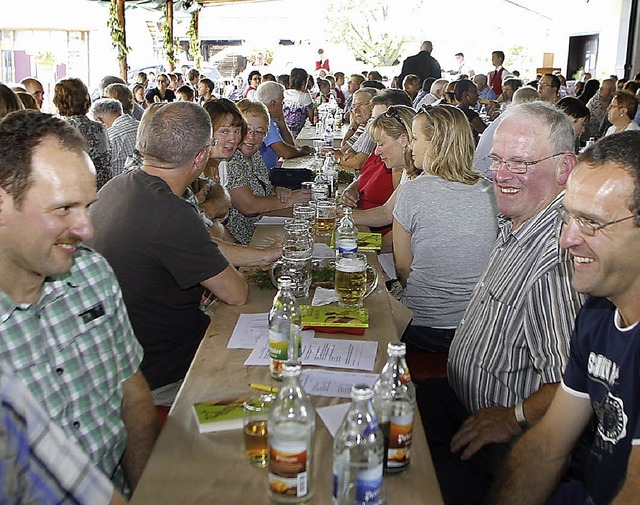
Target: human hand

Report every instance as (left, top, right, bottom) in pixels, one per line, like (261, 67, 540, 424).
(261, 238, 283, 265)
(450, 406, 522, 460)
(288, 189, 312, 207)
(301, 145, 313, 156)
(341, 186, 360, 208)
(274, 186, 292, 203)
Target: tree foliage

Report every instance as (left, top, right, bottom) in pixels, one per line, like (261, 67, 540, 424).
(325, 0, 422, 67)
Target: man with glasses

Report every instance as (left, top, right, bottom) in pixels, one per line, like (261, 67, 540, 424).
(144, 73, 175, 106)
(422, 102, 584, 504)
(538, 73, 561, 104)
(493, 131, 640, 504)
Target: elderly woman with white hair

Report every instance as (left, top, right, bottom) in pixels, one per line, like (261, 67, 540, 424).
(255, 81, 312, 170)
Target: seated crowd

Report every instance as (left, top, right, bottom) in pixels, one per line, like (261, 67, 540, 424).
(1, 46, 640, 505)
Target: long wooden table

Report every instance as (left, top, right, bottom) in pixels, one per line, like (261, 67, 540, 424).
(130, 224, 443, 505)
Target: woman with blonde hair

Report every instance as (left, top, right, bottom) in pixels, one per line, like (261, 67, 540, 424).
(393, 104, 498, 352)
(346, 105, 417, 251)
(223, 99, 310, 244)
(53, 78, 112, 189)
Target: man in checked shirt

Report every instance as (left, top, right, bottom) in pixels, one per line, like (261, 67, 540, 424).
(420, 102, 585, 504)
(0, 110, 158, 498)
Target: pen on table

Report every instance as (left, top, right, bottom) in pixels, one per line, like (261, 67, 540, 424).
(249, 383, 279, 394)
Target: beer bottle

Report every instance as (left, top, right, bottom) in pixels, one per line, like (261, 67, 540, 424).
(335, 207, 358, 254)
(333, 385, 384, 505)
(269, 276, 302, 380)
(268, 363, 316, 503)
(372, 341, 416, 473)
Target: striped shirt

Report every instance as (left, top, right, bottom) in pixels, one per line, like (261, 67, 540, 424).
(107, 114, 139, 177)
(351, 123, 376, 156)
(0, 247, 143, 492)
(448, 193, 584, 413)
(0, 366, 114, 504)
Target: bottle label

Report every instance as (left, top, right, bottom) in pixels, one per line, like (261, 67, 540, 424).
(268, 439, 309, 497)
(333, 464, 382, 505)
(269, 330, 288, 377)
(355, 465, 383, 504)
(337, 240, 358, 253)
(387, 411, 413, 469)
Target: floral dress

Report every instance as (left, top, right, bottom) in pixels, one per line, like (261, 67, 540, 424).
(224, 150, 274, 244)
(65, 115, 113, 189)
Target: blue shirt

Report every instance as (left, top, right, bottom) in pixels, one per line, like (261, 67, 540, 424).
(259, 117, 283, 170)
(563, 297, 640, 505)
(0, 366, 114, 504)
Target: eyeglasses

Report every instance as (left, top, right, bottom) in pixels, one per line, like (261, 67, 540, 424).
(418, 103, 435, 125)
(246, 129, 266, 138)
(485, 152, 568, 174)
(557, 206, 636, 236)
(383, 106, 404, 127)
(538, 83, 552, 88)
(352, 100, 371, 109)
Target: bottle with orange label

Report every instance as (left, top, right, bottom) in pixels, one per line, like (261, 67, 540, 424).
(372, 341, 416, 473)
(268, 362, 316, 503)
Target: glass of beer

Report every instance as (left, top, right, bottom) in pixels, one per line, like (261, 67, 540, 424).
(335, 252, 368, 307)
(315, 199, 337, 237)
(293, 203, 316, 234)
(243, 394, 274, 467)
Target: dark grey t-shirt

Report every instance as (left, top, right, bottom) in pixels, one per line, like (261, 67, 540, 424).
(88, 169, 228, 389)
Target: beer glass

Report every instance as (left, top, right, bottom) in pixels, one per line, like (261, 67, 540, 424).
(270, 235, 313, 298)
(312, 183, 329, 201)
(293, 203, 316, 234)
(335, 252, 368, 307)
(315, 199, 337, 237)
(243, 394, 274, 467)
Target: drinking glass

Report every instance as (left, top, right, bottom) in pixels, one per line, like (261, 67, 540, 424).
(243, 394, 274, 467)
(335, 252, 368, 307)
(315, 199, 337, 237)
(292, 203, 316, 234)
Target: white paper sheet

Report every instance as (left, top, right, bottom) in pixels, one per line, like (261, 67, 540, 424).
(227, 313, 269, 349)
(316, 403, 350, 437)
(312, 243, 335, 259)
(299, 369, 379, 398)
(255, 216, 290, 225)
(227, 313, 315, 349)
(244, 337, 378, 371)
(311, 287, 339, 306)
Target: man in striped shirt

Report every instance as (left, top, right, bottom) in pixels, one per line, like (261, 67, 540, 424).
(422, 102, 584, 504)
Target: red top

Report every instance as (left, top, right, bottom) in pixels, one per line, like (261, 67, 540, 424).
(357, 153, 394, 235)
(489, 68, 504, 96)
(315, 59, 330, 72)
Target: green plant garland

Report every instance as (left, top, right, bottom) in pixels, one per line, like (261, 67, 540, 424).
(162, 4, 179, 70)
(187, 13, 203, 69)
(107, 0, 130, 62)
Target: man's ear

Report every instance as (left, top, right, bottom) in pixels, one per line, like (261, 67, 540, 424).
(557, 153, 577, 186)
(194, 148, 209, 172)
(0, 187, 11, 225)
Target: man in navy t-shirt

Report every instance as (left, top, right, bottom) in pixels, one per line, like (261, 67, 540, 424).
(492, 131, 640, 504)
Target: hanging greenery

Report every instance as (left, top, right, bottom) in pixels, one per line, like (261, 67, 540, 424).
(187, 13, 203, 69)
(107, 0, 131, 62)
(162, 4, 179, 70)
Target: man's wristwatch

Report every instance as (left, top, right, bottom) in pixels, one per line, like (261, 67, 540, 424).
(514, 400, 529, 430)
